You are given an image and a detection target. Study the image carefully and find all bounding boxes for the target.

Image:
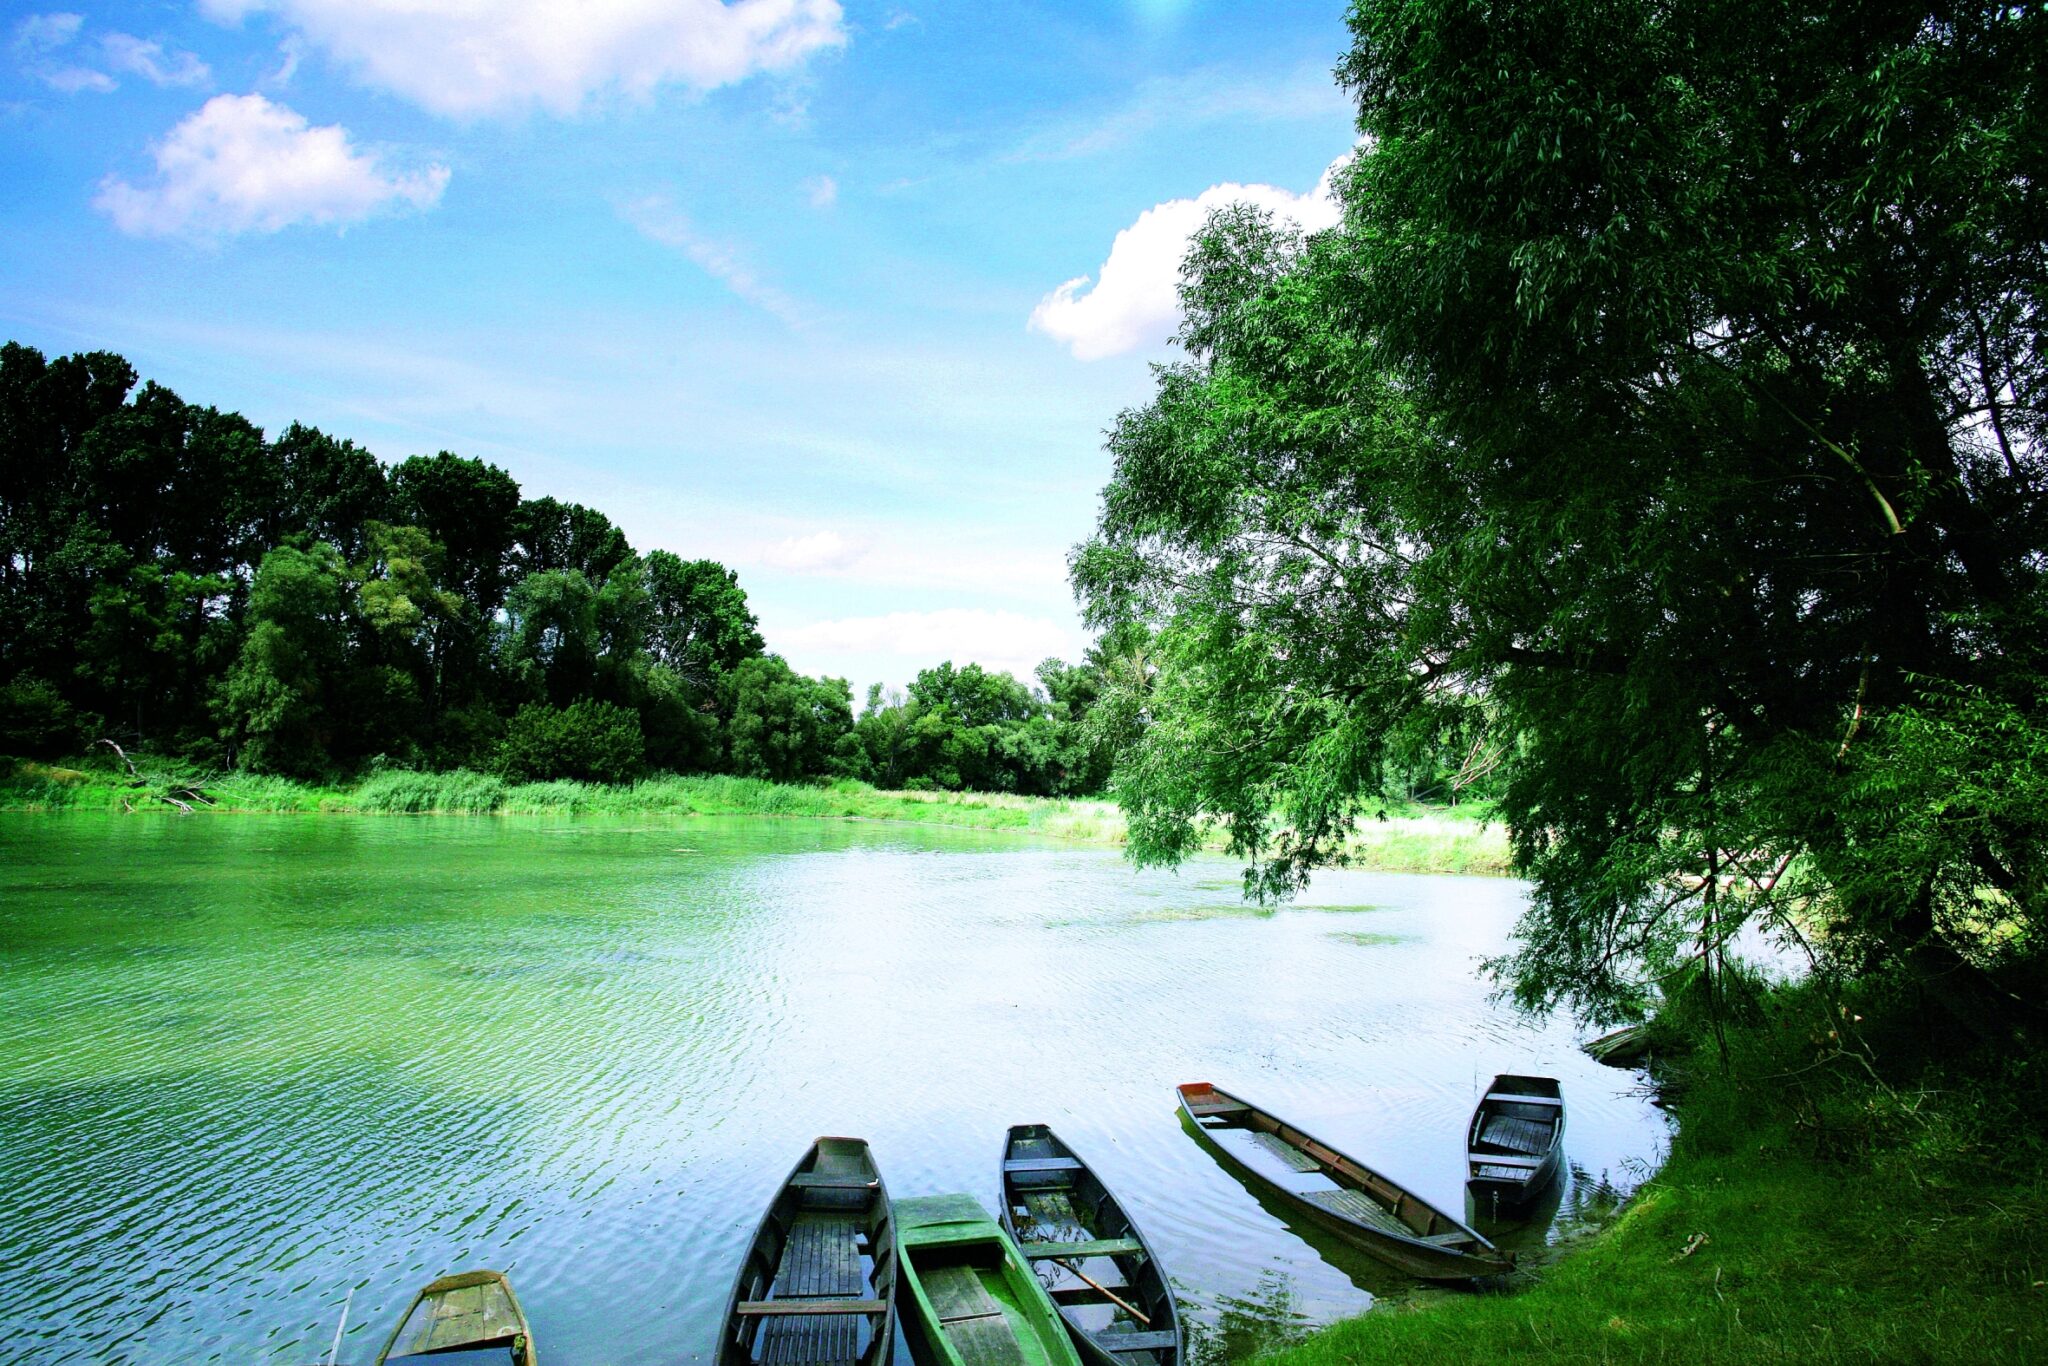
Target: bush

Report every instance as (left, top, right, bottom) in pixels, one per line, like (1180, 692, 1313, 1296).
(498, 699, 644, 783)
(0, 676, 83, 755)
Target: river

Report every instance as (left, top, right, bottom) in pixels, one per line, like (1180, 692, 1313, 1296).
(0, 812, 1666, 1363)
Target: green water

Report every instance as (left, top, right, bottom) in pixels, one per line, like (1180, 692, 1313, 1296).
(0, 813, 1665, 1364)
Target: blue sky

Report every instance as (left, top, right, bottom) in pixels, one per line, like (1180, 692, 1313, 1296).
(2, 1, 1357, 695)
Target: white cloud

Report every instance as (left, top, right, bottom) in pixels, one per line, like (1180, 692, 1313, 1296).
(40, 64, 114, 92)
(14, 12, 83, 53)
(102, 34, 211, 88)
(763, 529, 869, 573)
(94, 93, 448, 239)
(621, 193, 805, 324)
(14, 10, 114, 91)
(776, 608, 1080, 682)
(1029, 155, 1348, 360)
(804, 174, 837, 208)
(200, 0, 847, 118)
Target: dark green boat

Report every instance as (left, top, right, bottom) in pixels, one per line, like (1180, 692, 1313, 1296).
(896, 1194, 1085, 1366)
(998, 1126, 1180, 1366)
(719, 1137, 897, 1366)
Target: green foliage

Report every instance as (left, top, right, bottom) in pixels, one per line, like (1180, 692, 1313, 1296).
(1266, 980, 2048, 1365)
(498, 699, 645, 784)
(1077, 0, 2048, 1018)
(214, 544, 347, 777)
(723, 655, 860, 783)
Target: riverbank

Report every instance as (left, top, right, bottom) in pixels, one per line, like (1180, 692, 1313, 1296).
(0, 758, 1510, 875)
(1270, 981, 2046, 1363)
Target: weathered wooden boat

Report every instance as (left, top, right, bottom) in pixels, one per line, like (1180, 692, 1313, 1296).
(375, 1269, 534, 1365)
(1176, 1082, 1513, 1281)
(998, 1125, 1181, 1366)
(896, 1193, 1085, 1366)
(1584, 1024, 1652, 1067)
(719, 1137, 897, 1366)
(1466, 1074, 1565, 1217)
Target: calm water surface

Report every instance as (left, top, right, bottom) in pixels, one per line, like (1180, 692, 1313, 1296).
(0, 813, 1665, 1364)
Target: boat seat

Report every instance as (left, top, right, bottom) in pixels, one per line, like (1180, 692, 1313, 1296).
(1003, 1157, 1082, 1173)
(1419, 1232, 1472, 1246)
(1094, 1330, 1178, 1354)
(737, 1299, 887, 1316)
(789, 1174, 880, 1190)
(1478, 1115, 1552, 1155)
(1484, 1093, 1563, 1106)
(1470, 1152, 1545, 1169)
(1017, 1237, 1145, 1260)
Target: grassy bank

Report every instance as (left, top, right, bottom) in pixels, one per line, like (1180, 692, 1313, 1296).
(1270, 981, 2046, 1364)
(0, 757, 1509, 873)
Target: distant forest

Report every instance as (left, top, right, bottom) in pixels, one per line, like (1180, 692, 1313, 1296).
(0, 341, 1131, 795)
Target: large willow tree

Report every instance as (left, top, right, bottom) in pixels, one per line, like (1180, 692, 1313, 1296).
(1075, 0, 2045, 1028)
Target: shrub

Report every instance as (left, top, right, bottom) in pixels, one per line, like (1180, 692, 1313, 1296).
(498, 699, 644, 783)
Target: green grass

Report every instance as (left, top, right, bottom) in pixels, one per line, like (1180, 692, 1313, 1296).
(1268, 981, 2048, 1364)
(0, 756, 1508, 872)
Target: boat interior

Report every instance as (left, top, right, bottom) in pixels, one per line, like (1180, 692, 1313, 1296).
(729, 1141, 893, 1366)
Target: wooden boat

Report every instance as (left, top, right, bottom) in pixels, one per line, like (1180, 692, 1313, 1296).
(997, 1125, 1181, 1366)
(1176, 1082, 1512, 1281)
(375, 1269, 534, 1364)
(1466, 1074, 1566, 1218)
(719, 1137, 897, 1366)
(896, 1193, 1085, 1366)
(1584, 1024, 1653, 1067)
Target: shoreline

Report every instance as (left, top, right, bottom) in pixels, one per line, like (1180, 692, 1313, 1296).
(0, 759, 1513, 877)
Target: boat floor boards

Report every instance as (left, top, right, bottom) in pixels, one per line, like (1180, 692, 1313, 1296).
(757, 1208, 868, 1366)
(1478, 1115, 1552, 1156)
(921, 1266, 1030, 1366)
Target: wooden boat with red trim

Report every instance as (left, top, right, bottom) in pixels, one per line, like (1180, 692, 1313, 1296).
(1176, 1082, 1512, 1281)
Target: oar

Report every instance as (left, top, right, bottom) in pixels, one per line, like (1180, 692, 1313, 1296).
(1048, 1257, 1151, 1327)
(327, 1287, 352, 1366)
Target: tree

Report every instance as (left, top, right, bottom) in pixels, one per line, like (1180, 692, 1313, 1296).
(498, 698, 645, 783)
(723, 655, 860, 784)
(215, 543, 348, 776)
(642, 552, 764, 688)
(513, 497, 633, 584)
(270, 423, 390, 560)
(389, 452, 522, 615)
(1077, 0, 2047, 1025)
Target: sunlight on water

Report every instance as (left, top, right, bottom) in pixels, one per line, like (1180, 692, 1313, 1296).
(0, 813, 1667, 1364)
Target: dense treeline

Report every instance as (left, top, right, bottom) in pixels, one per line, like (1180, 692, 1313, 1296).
(0, 342, 1113, 794)
(1078, 0, 2045, 1031)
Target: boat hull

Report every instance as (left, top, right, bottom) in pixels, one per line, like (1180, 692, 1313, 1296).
(1176, 1083, 1512, 1281)
(897, 1193, 1084, 1366)
(998, 1124, 1181, 1366)
(718, 1137, 896, 1366)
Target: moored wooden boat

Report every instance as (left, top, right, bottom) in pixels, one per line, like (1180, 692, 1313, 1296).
(719, 1137, 897, 1366)
(375, 1269, 534, 1365)
(1176, 1082, 1512, 1281)
(998, 1125, 1181, 1366)
(1584, 1024, 1652, 1067)
(896, 1193, 1085, 1366)
(1466, 1074, 1565, 1218)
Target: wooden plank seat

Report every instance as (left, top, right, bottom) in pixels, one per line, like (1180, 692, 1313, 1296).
(1419, 1232, 1473, 1246)
(1093, 1331, 1179, 1354)
(1478, 1115, 1552, 1155)
(1485, 1093, 1563, 1106)
(1186, 1099, 1249, 1116)
(1016, 1237, 1145, 1260)
(737, 1300, 887, 1316)
(1002, 1157, 1083, 1173)
(1469, 1151, 1546, 1168)
(789, 1174, 882, 1190)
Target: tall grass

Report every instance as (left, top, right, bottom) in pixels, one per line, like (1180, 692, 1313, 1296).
(1, 756, 1504, 870)
(1263, 977, 2048, 1364)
